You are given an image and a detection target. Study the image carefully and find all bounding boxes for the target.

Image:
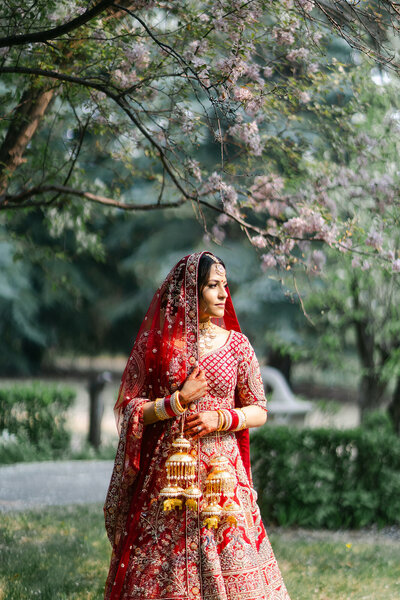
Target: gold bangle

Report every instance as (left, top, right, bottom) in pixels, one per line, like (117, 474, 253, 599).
(154, 398, 163, 421)
(217, 409, 226, 431)
(172, 391, 186, 415)
(238, 408, 247, 430)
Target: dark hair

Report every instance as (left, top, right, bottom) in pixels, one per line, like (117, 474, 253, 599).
(197, 253, 226, 298)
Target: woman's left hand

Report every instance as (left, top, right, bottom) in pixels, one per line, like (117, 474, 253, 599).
(184, 411, 219, 440)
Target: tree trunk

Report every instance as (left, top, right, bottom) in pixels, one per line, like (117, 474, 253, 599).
(0, 83, 54, 195)
(88, 374, 105, 450)
(388, 375, 400, 435)
(358, 371, 387, 421)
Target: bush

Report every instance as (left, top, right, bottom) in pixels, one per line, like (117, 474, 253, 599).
(251, 422, 400, 529)
(0, 383, 75, 462)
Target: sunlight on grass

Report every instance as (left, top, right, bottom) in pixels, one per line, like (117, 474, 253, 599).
(270, 531, 400, 600)
(0, 505, 399, 599)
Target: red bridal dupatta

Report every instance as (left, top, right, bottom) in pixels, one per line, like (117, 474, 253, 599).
(104, 252, 250, 548)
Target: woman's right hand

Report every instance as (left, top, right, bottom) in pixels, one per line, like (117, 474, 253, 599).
(180, 366, 208, 406)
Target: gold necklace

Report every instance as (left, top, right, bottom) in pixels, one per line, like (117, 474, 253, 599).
(199, 319, 217, 354)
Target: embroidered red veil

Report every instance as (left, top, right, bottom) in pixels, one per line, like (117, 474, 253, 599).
(104, 251, 251, 547)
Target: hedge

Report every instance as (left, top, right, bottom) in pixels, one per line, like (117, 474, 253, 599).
(251, 417, 400, 529)
(0, 383, 75, 462)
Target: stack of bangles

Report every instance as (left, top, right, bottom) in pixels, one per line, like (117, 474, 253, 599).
(216, 408, 247, 432)
(154, 391, 186, 420)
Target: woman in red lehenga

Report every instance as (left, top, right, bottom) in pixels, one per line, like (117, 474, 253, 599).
(104, 251, 291, 600)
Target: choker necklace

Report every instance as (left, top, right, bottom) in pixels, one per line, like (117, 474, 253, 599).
(199, 319, 217, 354)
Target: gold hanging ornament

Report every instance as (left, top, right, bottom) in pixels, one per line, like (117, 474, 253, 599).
(159, 435, 200, 512)
(202, 502, 222, 530)
(201, 454, 237, 529)
(222, 499, 242, 527)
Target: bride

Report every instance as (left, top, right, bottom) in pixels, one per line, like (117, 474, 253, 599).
(104, 251, 291, 600)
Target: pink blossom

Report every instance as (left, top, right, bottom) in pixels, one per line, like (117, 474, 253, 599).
(228, 121, 263, 156)
(202, 172, 222, 194)
(244, 64, 263, 85)
(365, 229, 383, 251)
(278, 240, 295, 254)
(216, 56, 247, 86)
(187, 159, 202, 182)
(251, 235, 268, 249)
(272, 28, 295, 46)
(186, 40, 208, 56)
(250, 175, 285, 201)
(265, 200, 287, 217)
(361, 260, 371, 271)
(286, 48, 310, 62)
(217, 213, 230, 226)
(220, 183, 238, 205)
(392, 259, 400, 272)
(112, 68, 137, 87)
(234, 87, 254, 103)
(275, 255, 288, 268)
(283, 208, 325, 237)
(298, 0, 314, 12)
(283, 217, 308, 238)
(263, 66, 273, 78)
(338, 238, 352, 253)
(261, 253, 277, 271)
(308, 63, 319, 74)
(352, 257, 361, 268)
(214, 11, 229, 32)
(313, 31, 323, 43)
(317, 192, 337, 218)
(125, 43, 150, 70)
(201, 174, 238, 212)
(191, 56, 207, 69)
(299, 91, 311, 103)
(318, 224, 338, 246)
(175, 105, 197, 133)
(211, 225, 226, 243)
(386, 250, 395, 261)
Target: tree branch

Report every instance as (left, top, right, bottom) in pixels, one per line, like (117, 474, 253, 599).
(0, 0, 115, 48)
(0, 65, 196, 202)
(0, 184, 187, 211)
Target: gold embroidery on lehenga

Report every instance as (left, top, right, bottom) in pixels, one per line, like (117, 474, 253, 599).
(105, 331, 289, 600)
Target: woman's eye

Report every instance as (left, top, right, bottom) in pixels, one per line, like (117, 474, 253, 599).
(209, 284, 216, 288)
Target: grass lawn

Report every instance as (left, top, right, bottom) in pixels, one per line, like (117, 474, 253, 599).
(0, 504, 399, 600)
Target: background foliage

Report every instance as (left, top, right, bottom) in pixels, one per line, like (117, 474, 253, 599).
(0, 383, 75, 462)
(251, 412, 400, 528)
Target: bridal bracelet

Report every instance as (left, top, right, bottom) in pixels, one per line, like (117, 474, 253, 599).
(216, 408, 247, 432)
(154, 391, 186, 420)
(154, 393, 247, 432)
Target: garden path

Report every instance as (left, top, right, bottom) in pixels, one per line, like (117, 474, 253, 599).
(0, 459, 113, 513)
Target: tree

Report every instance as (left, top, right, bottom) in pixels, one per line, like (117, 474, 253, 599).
(294, 72, 400, 426)
(1, 0, 400, 270)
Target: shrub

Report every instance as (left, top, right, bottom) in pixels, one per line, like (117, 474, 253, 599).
(251, 422, 400, 529)
(0, 383, 75, 461)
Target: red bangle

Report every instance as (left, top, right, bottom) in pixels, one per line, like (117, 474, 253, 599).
(228, 409, 239, 431)
(164, 395, 175, 418)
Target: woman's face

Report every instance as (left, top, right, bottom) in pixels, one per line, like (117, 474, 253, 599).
(198, 263, 228, 322)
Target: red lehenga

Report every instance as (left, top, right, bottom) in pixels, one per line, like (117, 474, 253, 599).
(104, 252, 291, 600)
